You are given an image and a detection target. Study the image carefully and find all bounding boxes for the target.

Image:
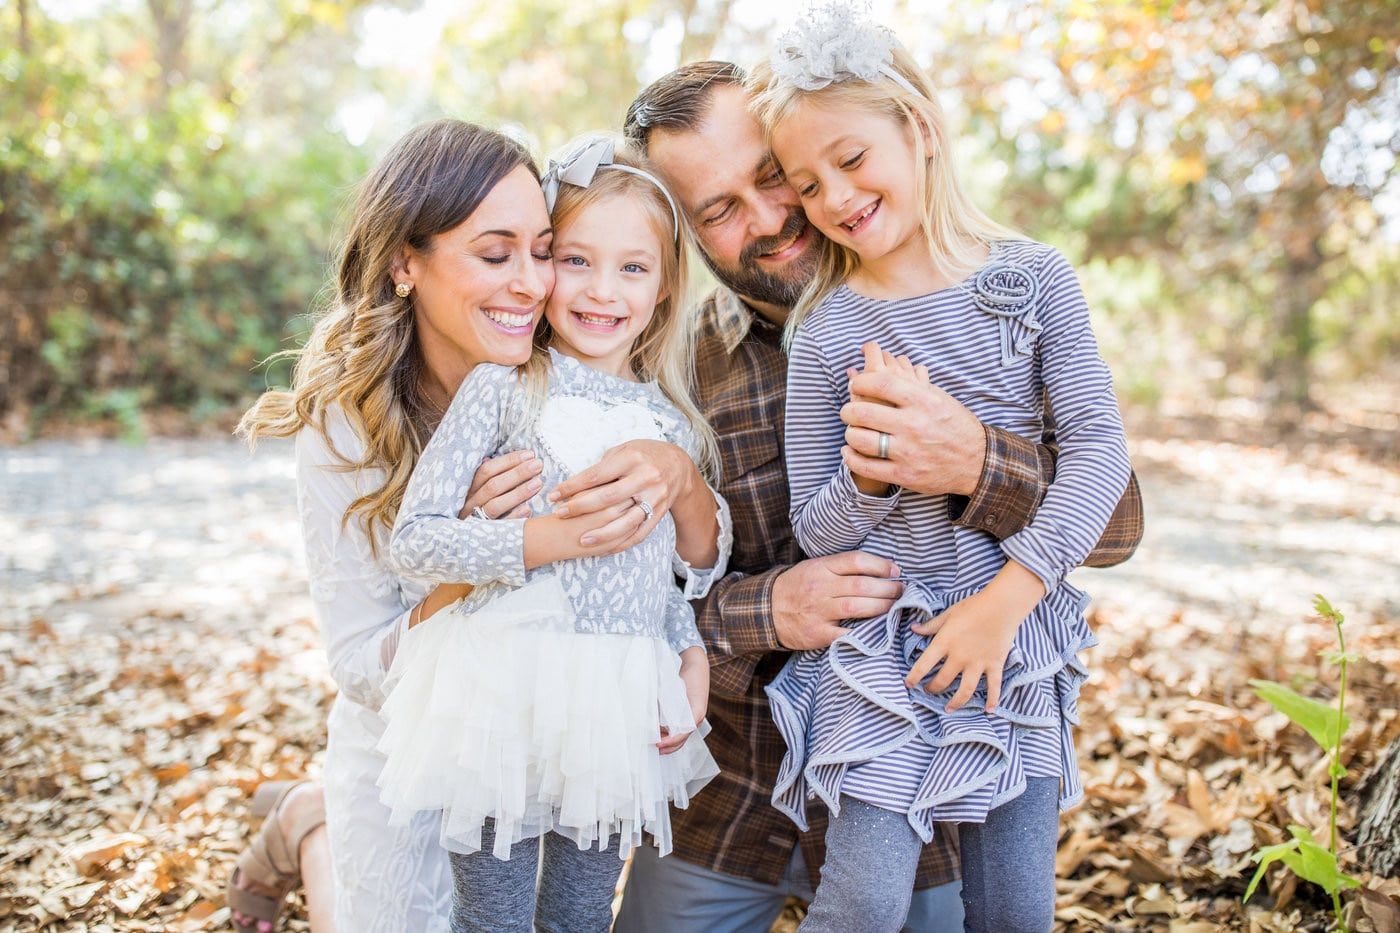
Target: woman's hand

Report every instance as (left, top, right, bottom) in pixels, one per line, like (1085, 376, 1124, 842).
(904, 561, 1046, 714)
(546, 440, 706, 556)
(459, 450, 543, 520)
(658, 646, 709, 755)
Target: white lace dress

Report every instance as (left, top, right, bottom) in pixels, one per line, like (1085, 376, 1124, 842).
(295, 407, 454, 932)
(377, 350, 730, 861)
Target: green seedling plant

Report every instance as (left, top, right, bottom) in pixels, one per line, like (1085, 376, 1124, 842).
(1245, 595, 1360, 931)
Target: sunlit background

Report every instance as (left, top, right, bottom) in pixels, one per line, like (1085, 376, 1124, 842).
(3, 0, 1397, 439)
(3, 2, 1400, 931)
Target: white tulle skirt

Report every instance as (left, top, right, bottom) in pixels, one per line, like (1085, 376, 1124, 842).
(375, 575, 718, 861)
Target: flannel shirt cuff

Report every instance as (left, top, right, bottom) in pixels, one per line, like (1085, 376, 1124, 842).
(707, 569, 784, 657)
(949, 426, 1046, 541)
(1084, 470, 1145, 567)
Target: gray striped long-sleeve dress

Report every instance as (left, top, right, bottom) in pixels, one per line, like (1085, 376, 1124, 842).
(766, 240, 1131, 843)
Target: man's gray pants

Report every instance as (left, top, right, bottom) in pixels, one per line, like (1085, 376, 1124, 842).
(614, 833, 964, 933)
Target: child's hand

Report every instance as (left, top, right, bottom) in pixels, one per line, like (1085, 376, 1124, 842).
(523, 505, 649, 568)
(904, 561, 1047, 714)
(658, 646, 709, 755)
(843, 343, 931, 497)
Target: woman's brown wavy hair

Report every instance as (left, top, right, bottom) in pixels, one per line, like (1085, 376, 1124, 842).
(238, 119, 538, 551)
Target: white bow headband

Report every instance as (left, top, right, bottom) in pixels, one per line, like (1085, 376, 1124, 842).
(540, 137, 681, 241)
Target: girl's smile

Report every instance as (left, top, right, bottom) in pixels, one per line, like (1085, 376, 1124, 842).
(839, 198, 881, 236)
(546, 192, 666, 379)
(771, 100, 927, 277)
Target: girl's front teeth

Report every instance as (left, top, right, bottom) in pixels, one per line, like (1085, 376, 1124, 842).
(576, 313, 620, 326)
(485, 310, 532, 327)
(844, 203, 877, 230)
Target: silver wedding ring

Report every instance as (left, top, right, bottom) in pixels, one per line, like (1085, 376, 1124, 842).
(877, 431, 891, 459)
(633, 496, 654, 519)
(471, 506, 490, 520)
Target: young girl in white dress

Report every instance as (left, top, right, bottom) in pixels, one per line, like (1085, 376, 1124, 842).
(376, 137, 727, 932)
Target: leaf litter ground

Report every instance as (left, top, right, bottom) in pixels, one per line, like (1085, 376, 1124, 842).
(1, 434, 1396, 931)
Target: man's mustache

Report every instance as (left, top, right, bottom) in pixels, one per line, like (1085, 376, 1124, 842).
(741, 210, 810, 264)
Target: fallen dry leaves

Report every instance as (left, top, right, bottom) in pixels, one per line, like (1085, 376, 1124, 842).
(2, 433, 1398, 931)
(0, 607, 331, 932)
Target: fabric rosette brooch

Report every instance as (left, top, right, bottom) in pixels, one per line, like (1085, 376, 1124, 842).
(970, 259, 1042, 366)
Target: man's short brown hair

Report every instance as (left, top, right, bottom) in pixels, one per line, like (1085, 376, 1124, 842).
(623, 60, 746, 153)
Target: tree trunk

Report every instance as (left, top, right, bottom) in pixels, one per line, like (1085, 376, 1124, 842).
(1356, 735, 1400, 878)
(17, 0, 30, 53)
(146, 0, 192, 98)
(677, 0, 734, 63)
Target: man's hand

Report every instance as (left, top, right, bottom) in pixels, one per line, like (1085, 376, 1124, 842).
(840, 341, 986, 498)
(771, 551, 904, 651)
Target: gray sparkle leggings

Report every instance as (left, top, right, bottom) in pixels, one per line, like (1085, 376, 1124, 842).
(799, 779, 1060, 933)
(447, 820, 623, 933)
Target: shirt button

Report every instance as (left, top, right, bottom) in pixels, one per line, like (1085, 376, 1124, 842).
(984, 514, 998, 528)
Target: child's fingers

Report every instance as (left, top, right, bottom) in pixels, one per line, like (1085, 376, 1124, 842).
(620, 510, 663, 553)
(985, 666, 1003, 715)
(578, 502, 646, 547)
(925, 646, 962, 694)
(905, 638, 947, 689)
(656, 729, 689, 755)
(862, 341, 885, 373)
(881, 349, 898, 370)
(910, 610, 945, 636)
(914, 364, 930, 383)
(944, 667, 982, 712)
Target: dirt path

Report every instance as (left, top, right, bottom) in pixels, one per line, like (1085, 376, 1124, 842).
(3, 435, 1395, 635)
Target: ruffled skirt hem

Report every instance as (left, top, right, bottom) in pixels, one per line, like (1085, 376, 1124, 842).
(376, 575, 718, 861)
(766, 579, 1094, 842)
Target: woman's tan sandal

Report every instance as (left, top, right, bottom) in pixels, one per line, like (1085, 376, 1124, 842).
(227, 780, 325, 932)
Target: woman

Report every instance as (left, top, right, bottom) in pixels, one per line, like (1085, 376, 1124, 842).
(233, 119, 717, 931)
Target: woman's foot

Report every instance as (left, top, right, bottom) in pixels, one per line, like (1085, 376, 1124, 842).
(228, 781, 326, 931)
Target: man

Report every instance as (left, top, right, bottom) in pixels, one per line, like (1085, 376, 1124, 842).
(614, 62, 1144, 932)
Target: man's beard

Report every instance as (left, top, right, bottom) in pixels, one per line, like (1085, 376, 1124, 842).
(699, 208, 822, 310)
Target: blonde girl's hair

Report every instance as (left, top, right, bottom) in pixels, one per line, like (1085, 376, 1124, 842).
(236, 120, 538, 551)
(521, 142, 720, 479)
(746, 42, 1026, 345)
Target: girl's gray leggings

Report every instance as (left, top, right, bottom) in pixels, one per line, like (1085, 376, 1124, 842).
(448, 820, 623, 933)
(799, 778, 1060, 933)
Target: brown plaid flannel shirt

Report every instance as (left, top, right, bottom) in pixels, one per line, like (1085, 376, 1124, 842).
(671, 287, 1145, 890)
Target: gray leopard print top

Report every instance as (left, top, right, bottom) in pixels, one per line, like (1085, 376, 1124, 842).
(388, 349, 731, 654)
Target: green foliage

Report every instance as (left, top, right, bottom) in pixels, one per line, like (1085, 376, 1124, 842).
(1247, 679, 1350, 751)
(1245, 825, 1362, 903)
(0, 5, 364, 427)
(1246, 595, 1357, 930)
(2, 0, 1397, 429)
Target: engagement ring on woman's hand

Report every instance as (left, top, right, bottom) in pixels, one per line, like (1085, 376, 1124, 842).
(633, 496, 654, 519)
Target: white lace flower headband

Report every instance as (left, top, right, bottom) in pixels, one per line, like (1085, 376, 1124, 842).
(770, 2, 922, 99)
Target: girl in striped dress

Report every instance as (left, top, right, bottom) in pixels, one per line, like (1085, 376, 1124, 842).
(747, 8, 1132, 931)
